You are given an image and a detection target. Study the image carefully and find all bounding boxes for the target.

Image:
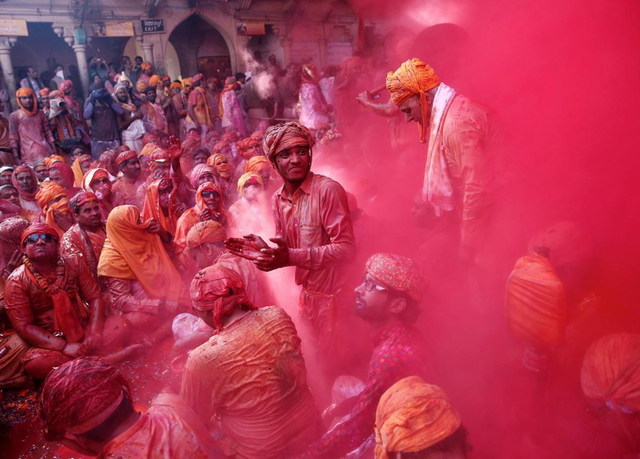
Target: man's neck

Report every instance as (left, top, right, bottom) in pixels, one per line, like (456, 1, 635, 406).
(29, 257, 57, 275)
(80, 222, 103, 234)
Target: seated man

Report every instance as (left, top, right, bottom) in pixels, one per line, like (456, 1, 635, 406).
(111, 150, 142, 208)
(40, 357, 218, 457)
(175, 182, 227, 250)
(228, 172, 272, 236)
(142, 177, 183, 236)
(4, 223, 105, 379)
(181, 264, 321, 457)
(304, 253, 428, 457)
(61, 192, 106, 281)
(12, 165, 40, 214)
(370, 376, 468, 458)
(35, 181, 74, 238)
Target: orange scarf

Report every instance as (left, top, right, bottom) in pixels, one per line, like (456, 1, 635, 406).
(141, 178, 179, 235)
(97, 205, 184, 302)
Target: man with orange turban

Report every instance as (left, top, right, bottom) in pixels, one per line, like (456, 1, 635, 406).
(359, 58, 494, 262)
(61, 191, 106, 281)
(175, 181, 227, 250)
(35, 181, 75, 238)
(97, 205, 187, 342)
(226, 121, 355, 368)
(246, 154, 275, 192)
(9, 87, 55, 163)
(111, 150, 142, 207)
(219, 76, 247, 136)
(304, 253, 427, 457)
(373, 376, 467, 458)
(82, 167, 114, 218)
(234, 136, 262, 178)
(138, 61, 154, 86)
(181, 264, 321, 457)
(140, 84, 168, 135)
(4, 224, 106, 379)
(229, 172, 272, 236)
(186, 73, 214, 136)
(40, 357, 218, 457)
(172, 78, 192, 137)
(581, 333, 640, 453)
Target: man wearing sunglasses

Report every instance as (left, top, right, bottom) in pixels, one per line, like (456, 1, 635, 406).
(304, 252, 428, 457)
(3, 223, 106, 380)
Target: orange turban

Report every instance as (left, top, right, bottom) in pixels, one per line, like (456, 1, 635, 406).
(365, 253, 426, 302)
(207, 153, 231, 179)
(141, 62, 153, 71)
(35, 181, 71, 238)
(39, 88, 50, 97)
(182, 77, 193, 87)
(149, 74, 162, 87)
(236, 137, 261, 155)
(505, 254, 567, 348)
(139, 142, 161, 157)
(42, 154, 66, 169)
(186, 220, 227, 250)
(581, 333, 640, 413)
(190, 264, 256, 331)
(237, 172, 263, 193)
(245, 155, 270, 174)
(374, 376, 461, 458)
(41, 357, 130, 439)
(16, 87, 37, 116)
(170, 81, 182, 90)
(97, 205, 184, 302)
(386, 58, 441, 142)
(262, 121, 315, 160)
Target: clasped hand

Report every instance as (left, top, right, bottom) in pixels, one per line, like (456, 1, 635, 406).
(225, 234, 289, 271)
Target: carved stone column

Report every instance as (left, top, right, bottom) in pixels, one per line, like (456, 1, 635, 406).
(0, 37, 17, 108)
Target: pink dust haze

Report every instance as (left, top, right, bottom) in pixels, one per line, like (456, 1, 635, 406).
(299, 0, 640, 457)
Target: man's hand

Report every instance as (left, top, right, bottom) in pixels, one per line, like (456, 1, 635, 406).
(62, 342, 87, 358)
(199, 208, 212, 221)
(174, 202, 187, 216)
(255, 237, 290, 272)
(146, 218, 162, 234)
(356, 90, 375, 107)
(225, 234, 268, 261)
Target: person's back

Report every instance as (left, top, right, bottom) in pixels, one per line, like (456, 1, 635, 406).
(182, 305, 321, 458)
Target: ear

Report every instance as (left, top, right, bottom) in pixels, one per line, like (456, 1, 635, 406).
(387, 295, 407, 315)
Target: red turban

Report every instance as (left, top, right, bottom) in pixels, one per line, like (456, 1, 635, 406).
(58, 80, 74, 94)
(262, 122, 315, 160)
(581, 333, 640, 413)
(39, 88, 50, 97)
(48, 161, 75, 190)
(20, 222, 58, 247)
(115, 150, 137, 168)
(11, 165, 39, 201)
(190, 264, 256, 331)
(0, 216, 29, 247)
(365, 253, 426, 302)
(236, 137, 261, 158)
(40, 357, 130, 439)
(69, 191, 98, 213)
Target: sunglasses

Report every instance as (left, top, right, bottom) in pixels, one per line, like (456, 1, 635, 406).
(24, 233, 58, 245)
(201, 191, 220, 198)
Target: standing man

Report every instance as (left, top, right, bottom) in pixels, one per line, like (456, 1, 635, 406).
(9, 88, 55, 163)
(111, 150, 142, 207)
(139, 85, 168, 135)
(358, 58, 493, 262)
(226, 122, 355, 362)
(84, 88, 124, 159)
(19, 66, 45, 103)
(186, 74, 213, 136)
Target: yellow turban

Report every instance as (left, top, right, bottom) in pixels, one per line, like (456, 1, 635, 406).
(581, 333, 640, 413)
(375, 376, 461, 458)
(386, 58, 441, 142)
(237, 172, 263, 193)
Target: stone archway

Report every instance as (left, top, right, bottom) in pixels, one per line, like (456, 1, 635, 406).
(168, 14, 234, 80)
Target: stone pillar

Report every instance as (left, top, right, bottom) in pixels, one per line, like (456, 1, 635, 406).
(0, 37, 17, 108)
(72, 43, 90, 98)
(142, 42, 154, 65)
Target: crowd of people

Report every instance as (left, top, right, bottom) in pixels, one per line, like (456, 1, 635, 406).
(0, 51, 637, 459)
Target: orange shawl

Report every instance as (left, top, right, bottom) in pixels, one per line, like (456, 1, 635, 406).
(174, 182, 224, 249)
(97, 205, 184, 302)
(141, 178, 180, 235)
(35, 181, 72, 238)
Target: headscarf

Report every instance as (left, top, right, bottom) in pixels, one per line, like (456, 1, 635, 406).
(374, 376, 462, 458)
(116, 150, 137, 169)
(189, 164, 216, 189)
(386, 58, 441, 142)
(16, 87, 38, 116)
(207, 153, 231, 179)
(69, 191, 98, 213)
(11, 165, 39, 201)
(142, 177, 179, 235)
(82, 168, 111, 193)
(190, 264, 256, 331)
(237, 172, 263, 193)
(185, 220, 227, 250)
(262, 121, 315, 161)
(245, 155, 270, 174)
(0, 217, 29, 273)
(71, 154, 92, 188)
(41, 357, 130, 439)
(48, 161, 76, 191)
(581, 333, 640, 414)
(97, 205, 184, 301)
(0, 165, 14, 176)
(21, 223, 84, 342)
(141, 62, 153, 71)
(35, 181, 71, 238)
(148, 149, 171, 177)
(58, 80, 73, 94)
(365, 253, 426, 302)
(149, 74, 162, 88)
(195, 182, 223, 214)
